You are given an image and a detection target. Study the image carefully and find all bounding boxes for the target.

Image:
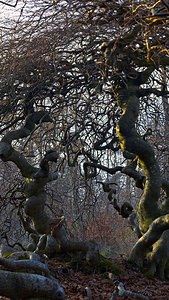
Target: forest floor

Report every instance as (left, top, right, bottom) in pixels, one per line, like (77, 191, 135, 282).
(48, 257, 169, 300)
(0, 256, 169, 299)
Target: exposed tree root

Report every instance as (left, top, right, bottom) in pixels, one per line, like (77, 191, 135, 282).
(110, 282, 149, 300)
(129, 215, 169, 279)
(0, 270, 64, 299)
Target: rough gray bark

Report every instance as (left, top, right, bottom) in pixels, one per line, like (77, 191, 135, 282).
(0, 270, 64, 299)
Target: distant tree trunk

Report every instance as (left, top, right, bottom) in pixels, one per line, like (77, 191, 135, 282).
(161, 67, 169, 178)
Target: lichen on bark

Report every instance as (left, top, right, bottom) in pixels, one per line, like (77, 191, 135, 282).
(101, 26, 169, 279)
(0, 110, 111, 298)
(0, 112, 66, 299)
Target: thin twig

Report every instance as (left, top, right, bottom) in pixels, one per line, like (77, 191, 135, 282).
(0, 0, 18, 7)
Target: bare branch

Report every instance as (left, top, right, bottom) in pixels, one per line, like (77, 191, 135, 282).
(0, 0, 18, 7)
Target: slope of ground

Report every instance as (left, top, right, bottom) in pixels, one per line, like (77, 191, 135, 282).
(0, 257, 169, 299)
(48, 258, 169, 300)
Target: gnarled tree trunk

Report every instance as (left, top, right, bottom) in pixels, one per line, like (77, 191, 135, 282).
(101, 25, 169, 279)
(0, 111, 102, 299)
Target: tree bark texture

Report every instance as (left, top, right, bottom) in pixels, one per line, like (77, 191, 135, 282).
(0, 111, 103, 298)
(101, 26, 169, 279)
(0, 270, 64, 299)
(115, 79, 169, 278)
(0, 112, 65, 299)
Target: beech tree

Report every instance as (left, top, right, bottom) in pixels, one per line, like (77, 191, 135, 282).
(0, 0, 169, 298)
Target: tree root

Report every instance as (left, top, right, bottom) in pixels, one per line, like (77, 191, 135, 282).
(129, 215, 169, 280)
(129, 214, 169, 267)
(0, 270, 64, 299)
(0, 252, 65, 299)
(110, 282, 149, 300)
(0, 256, 50, 275)
(146, 229, 169, 280)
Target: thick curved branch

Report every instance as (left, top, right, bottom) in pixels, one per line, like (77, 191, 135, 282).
(0, 112, 58, 234)
(0, 270, 64, 299)
(84, 160, 145, 189)
(116, 91, 161, 233)
(23, 149, 59, 233)
(139, 87, 169, 97)
(33, 150, 59, 179)
(129, 214, 169, 267)
(0, 257, 50, 275)
(1, 111, 52, 144)
(84, 162, 122, 178)
(0, 111, 52, 178)
(4, 148, 38, 178)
